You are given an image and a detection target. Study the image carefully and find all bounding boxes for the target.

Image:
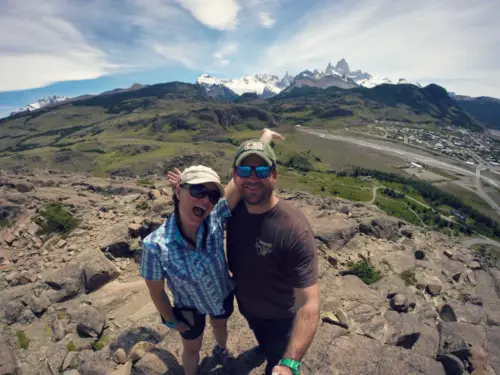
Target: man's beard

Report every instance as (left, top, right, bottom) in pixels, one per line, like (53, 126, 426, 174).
(241, 183, 273, 205)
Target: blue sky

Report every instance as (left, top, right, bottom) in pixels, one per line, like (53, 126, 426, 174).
(1, 0, 500, 118)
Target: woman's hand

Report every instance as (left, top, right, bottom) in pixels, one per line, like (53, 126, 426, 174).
(173, 321, 191, 333)
(167, 167, 182, 188)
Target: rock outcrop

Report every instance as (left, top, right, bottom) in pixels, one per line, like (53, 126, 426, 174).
(1, 169, 499, 375)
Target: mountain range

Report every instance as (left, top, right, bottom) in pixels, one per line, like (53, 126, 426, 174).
(197, 59, 413, 98)
(4, 57, 500, 130)
(10, 95, 69, 116)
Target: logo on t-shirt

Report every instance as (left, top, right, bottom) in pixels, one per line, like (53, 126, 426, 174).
(255, 238, 273, 256)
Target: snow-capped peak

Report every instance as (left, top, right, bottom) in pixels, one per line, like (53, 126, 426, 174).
(197, 73, 285, 96)
(197, 58, 413, 97)
(11, 95, 69, 116)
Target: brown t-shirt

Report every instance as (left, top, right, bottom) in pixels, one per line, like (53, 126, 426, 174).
(227, 199, 317, 320)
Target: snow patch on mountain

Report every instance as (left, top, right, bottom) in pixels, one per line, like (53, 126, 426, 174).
(197, 59, 412, 97)
(197, 74, 287, 96)
(11, 95, 69, 116)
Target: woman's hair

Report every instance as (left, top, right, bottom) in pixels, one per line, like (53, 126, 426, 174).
(173, 189, 181, 224)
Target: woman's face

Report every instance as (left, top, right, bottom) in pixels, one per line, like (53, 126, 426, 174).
(175, 182, 220, 227)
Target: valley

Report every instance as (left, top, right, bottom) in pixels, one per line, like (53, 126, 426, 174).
(2, 77, 500, 375)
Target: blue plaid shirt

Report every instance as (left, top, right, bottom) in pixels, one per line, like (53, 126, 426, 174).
(140, 198, 235, 316)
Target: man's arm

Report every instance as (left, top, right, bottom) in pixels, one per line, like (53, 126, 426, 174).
(145, 280, 190, 332)
(283, 284, 320, 360)
(273, 227, 319, 375)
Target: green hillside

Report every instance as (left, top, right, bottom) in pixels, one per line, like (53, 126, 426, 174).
(0, 81, 482, 176)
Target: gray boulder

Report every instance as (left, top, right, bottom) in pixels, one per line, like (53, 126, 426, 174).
(0, 340, 21, 375)
(132, 351, 169, 375)
(390, 294, 411, 313)
(448, 302, 486, 325)
(25, 293, 51, 315)
(438, 322, 470, 361)
(316, 223, 358, 251)
(76, 305, 105, 338)
(43, 248, 120, 301)
(4, 300, 26, 325)
(44, 264, 83, 303)
(440, 304, 458, 322)
(97, 223, 131, 258)
(302, 334, 445, 374)
(437, 354, 465, 375)
(111, 325, 166, 354)
(77, 350, 110, 375)
(384, 310, 422, 348)
(359, 217, 400, 240)
(48, 348, 67, 375)
(79, 249, 120, 293)
(486, 327, 500, 374)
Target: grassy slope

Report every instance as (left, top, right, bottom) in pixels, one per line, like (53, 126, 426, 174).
(1, 81, 495, 237)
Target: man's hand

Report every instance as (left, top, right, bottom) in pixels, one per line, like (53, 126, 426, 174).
(272, 365, 293, 375)
(167, 167, 182, 188)
(172, 321, 191, 333)
(260, 128, 285, 143)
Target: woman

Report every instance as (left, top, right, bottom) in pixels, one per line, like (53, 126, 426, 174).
(140, 129, 284, 375)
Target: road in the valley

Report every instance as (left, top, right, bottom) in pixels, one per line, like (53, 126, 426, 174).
(475, 166, 500, 215)
(461, 237, 500, 248)
(299, 128, 500, 214)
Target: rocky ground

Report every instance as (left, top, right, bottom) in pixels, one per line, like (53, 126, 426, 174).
(1, 168, 499, 375)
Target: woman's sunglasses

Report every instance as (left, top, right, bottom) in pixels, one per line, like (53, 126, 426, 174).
(236, 165, 273, 179)
(183, 184, 221, 204)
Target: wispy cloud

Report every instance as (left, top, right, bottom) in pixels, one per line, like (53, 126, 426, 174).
(0, 1, 111, 91)
(256, 0, 500, 97)
(175, 0, 240, 30)
(1, 0, 499, 98)
(258, 12, 276, 28)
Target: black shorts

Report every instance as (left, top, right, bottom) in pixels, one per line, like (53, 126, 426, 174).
(162, 291, 234, 340)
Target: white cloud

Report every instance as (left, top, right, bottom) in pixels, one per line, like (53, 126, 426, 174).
(257, 0, 500, 97)
(258, 12, 275, 28)
(213, 43, 238, 66)
(175, 0, 240, 30)
(153, 43, 201, 70)
(0, 0, 214, 91)
(0, 3, 112, 91)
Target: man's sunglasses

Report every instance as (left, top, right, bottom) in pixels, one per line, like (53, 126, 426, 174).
(183, 184, 221, 204)
(236, 165, 273, 179)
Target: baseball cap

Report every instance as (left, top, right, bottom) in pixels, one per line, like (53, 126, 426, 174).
(233, 139, 277, 167)
(180, 165, 225, 197)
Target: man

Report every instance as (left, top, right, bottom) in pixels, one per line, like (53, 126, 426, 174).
(227, 139, 320, 375)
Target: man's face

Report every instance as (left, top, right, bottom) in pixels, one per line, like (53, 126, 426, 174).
(233, 155, 277, 205)
(175, 182, 219, 227)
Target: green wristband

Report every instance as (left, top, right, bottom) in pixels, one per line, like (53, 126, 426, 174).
(279, 358, 301, 375)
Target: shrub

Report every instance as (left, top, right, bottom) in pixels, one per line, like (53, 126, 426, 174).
(136, 179, 154, 187)
(33, 203, 78, 234)
(16, 330, 30, 349)
(136, 201, 151, 211)
(0, 219, 12, 228)
(82, 148, 106, 154)
(344, 260, 382, 285)
(286, 153, 313, 171)
(92, 335, 109, 351)
(67, 341, 76, 352)
(475, 244, 500, 268)
(400, 268, 417, 286)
